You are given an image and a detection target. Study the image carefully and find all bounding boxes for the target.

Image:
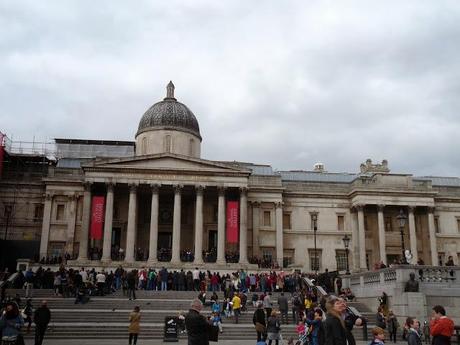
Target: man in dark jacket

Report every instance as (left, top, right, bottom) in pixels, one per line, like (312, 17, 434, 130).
(185, 298, 214, 345)
(277, 292, 289, 324)
(34, 300, 51, 345)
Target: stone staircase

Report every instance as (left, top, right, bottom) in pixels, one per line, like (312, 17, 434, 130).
(5, 289, 376, 341)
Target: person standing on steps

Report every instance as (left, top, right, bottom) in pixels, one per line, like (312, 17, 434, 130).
(127, 270, 136, 300)
(185, 298, 214, 345)
(128, 306, 141, 345)
(34, 300, 51, 345)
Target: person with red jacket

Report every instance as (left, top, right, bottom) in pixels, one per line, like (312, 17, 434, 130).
(430, 305, 454, 345)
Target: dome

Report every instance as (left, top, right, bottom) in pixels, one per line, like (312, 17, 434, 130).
(136, 81, 201, 140)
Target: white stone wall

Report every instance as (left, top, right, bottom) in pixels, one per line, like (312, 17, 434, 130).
(135, 129, 201, 158)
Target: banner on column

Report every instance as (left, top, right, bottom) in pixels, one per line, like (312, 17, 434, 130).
(90, 196, 105, 240)
(226, 201, 239, 243)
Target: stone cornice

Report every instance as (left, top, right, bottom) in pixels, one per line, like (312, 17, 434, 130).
(348, 188, 438, 198)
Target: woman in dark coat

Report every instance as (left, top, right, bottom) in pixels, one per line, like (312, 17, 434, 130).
(324, 297, 357, 345)
(253, 301, 267, 342)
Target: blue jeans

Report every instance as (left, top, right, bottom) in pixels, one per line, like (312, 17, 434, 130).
(161, 281, 167, 291)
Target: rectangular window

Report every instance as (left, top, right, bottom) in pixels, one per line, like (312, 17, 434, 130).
(434, 216, 440, 233)
(283, 212, 291, 229)
(263, 211, 271, 227)
(364, 215, 369, 231)
(336, 250, 347, 271)
(309, 249, 321, 271)
(34, 204, 44, 220)
(384, 217, 393, 232)
(457, 218, 460, 234)
(262, 249, 273, 263)
(337, 215, 345, 231)
(56, 204, 65, 221)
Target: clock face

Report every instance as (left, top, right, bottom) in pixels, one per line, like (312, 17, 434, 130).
(160, 209, 172, 224)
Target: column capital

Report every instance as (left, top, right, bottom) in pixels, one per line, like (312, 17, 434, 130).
(150, 183, 161, 193)
(45, 192, 53, 201)
(250, 201, 261, 207)
(427, 206, 435, 214)
(83, 181, 92, 192)
(275, 201, 283, 209)
(217, 186, 226, 196)
(355, 204, 365, 211)
(173, 184, 183, 194)
(67, 193, 78, 201)
(129, 183, 138, 193)
(377, 204, 386, 212)
(195, 185, 206, 194)
(239, 186, 248, 195)
(408, 206, 416, 213)
(106, 182, 115, 193)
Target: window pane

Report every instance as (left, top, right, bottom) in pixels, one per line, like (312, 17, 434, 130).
(337, 215, 344, 231)
(336, 250, 347, 271)
(283, 212, 291, 229)
(56, 204, 65, 221)
(263, 211, 271, 226)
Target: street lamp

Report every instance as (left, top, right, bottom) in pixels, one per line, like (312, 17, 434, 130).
(342, 234, 351, 275)
(396, 209, 408, 264)
(311, 213, 318, 277)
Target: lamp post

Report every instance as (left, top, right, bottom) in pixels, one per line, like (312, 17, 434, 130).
(396, 209, 408, 264)
(311, 213, 318, 277)
(342, 234, 351, 275)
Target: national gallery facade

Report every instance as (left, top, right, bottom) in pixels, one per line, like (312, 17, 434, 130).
(2, 82, 460, 272)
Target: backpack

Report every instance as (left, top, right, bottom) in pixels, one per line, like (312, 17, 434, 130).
(294, 296, 302, 307)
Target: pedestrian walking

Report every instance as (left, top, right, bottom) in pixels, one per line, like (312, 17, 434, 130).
(430, 305, 454, 345)
(253, 301, 267, 343)
(277, 292, 289, 324)
(34, 300, 51, 345)
(232, 293, 241, 324)
(128, 306, 141, 345)
(23, 298, 33, 333)
(324, 296, 358, 345)
(185, 298, 214, 345)
(24, 268, 34, 298)
(376, 306, 386, 329)
(266, 309, 282, 345)
(406, 317, 422, 345)
(0, 302, 24, 345)
(127, 270, 136, 300)
(264, 292, 273, 321)
(387, 310, 399, 343)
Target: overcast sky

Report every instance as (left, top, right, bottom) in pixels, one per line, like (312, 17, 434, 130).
(1, 1, 460, 176)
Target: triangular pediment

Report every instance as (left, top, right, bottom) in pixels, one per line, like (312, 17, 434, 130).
(84, 153, 250, 174)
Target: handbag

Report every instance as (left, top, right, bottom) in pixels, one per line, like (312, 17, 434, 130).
(255, 322, 266, 333)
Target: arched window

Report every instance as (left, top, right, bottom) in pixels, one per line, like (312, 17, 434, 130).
(164, 135, 171, 153)
(189, 139, 194, 156)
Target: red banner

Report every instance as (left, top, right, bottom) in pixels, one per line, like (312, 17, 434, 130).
(226, 201, 239, 243)
(90, 196, 105, 240)
(0, 132, 4, 179)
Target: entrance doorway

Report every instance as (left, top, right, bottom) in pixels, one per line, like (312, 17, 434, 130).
(112, 227, 121, 248)
(208, 230, 217, 251)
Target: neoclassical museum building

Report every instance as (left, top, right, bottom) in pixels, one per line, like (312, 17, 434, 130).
(1, 82, 460, 272)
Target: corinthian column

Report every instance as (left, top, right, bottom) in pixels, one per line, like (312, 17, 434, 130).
(252, 202, 260, 257)
(377, 204, 387, 265)
(101, 183, 115, 262)
(125, 184, 137, 263)
(427, 207, 438, 265)
(408, 206, 418, 263)
(239, 187, 248, 264)
(216, 187, 226, 264)
(357, 205, 367, 270)
(148, 184, 160, 264)
(171, 185, 183, 264)
(39, 193, 53, 259)
(275, 202, 284, 268)
(78, 183, 92, 261)
(193, 185, 205, 264)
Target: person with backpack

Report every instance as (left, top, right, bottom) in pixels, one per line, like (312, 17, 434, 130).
(253, 301, 267, 343)
(266, 309, 282, 345)
(292, 293, 302, 324)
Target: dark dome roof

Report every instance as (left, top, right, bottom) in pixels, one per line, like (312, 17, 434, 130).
(136, 81, 201, 139)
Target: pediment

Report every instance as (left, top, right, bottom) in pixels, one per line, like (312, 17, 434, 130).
(85, 153, 249, 175)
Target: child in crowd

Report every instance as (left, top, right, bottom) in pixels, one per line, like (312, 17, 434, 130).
(211, 312, 223, 333)
(369, 326, 385, 345)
